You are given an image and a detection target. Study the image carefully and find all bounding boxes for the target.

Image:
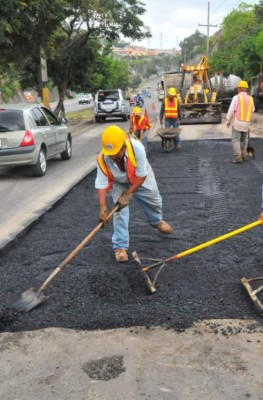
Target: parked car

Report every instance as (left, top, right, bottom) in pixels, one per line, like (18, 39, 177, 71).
(0, 104, 72, 177)
(94, 89, 130, 122)
(78, 94, 93, 104)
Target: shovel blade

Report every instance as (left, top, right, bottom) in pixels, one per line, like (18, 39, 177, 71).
(15, 287, 46, 312)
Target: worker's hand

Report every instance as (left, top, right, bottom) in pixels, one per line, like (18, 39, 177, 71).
(129, 127, 133, 133)
(116, 190, 133, 210)
(227, 122, 231, 128)
(99, 206, 110, 226)
(260, 211, 263, 223)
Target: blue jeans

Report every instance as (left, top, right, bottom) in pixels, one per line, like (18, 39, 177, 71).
(165, 118, 180, 145)
(134, 129, 150, 151)
(111, 182, 163, 250)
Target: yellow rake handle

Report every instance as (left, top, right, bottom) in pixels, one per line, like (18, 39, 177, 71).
(143, 220, 262, 272)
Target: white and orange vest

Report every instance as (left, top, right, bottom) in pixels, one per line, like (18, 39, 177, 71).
(236, 94, 253, 122)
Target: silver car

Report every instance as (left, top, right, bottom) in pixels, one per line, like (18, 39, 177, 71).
(0, 103, 72, 177)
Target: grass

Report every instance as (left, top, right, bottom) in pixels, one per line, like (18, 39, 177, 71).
(66, 108, 94, 123)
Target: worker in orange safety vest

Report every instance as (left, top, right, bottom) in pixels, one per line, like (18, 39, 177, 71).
(95, 126, 173, 263)
(226, 80, 255, 164)
(159, 87, 182, 149)
(129, 107, 151, 151)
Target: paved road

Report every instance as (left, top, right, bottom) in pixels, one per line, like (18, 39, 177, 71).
(1, 110, 263, 399)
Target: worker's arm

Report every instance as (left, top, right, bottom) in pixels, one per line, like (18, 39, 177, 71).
(97, 188, 107, 208)
(226, 96, 237, 127)
(116, 176, 146, 210)
(97, 189, 110, 225)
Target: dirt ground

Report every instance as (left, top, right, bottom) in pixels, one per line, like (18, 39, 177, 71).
(0, 130, 263, 399)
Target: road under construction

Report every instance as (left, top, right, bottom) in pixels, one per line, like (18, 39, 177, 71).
(0, 115, 263, 399)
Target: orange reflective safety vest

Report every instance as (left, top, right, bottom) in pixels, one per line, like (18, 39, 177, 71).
(236, 94, 254, 122)
(97, 136, 138, 192)
(131, 114, 151, 130)
(164, 97, 178, 118)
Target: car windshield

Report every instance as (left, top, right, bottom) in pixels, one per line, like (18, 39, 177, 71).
(0, 110, 25, 132)
(98, 91, 120, 102)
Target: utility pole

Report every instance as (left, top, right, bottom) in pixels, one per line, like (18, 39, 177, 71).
(199, 1, 218, 58)
(40, 48, 50, 109)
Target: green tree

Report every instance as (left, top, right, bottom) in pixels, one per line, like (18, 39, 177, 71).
(0, 0, 150, 113)
(209, 3, 262, 79)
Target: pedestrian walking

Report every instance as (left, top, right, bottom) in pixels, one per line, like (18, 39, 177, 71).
(226, 80, 255, 164)
(129, 107, 151, 151)
(159, 87, 182, 149)
(95, 126, 173, 263)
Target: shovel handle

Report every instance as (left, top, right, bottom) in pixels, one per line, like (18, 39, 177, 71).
(38, 205, 119, 292)
(143, 219, 262, 272)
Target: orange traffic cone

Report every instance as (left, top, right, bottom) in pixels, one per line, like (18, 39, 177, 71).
(144, 108, 149, 119)
(151, 102, 156, 111)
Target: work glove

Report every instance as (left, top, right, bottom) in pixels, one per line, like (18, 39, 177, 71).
(99, 206, 110, 226)
(116, 190, 133, 210)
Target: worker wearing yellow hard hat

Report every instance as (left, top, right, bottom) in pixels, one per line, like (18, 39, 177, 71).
(129, 107, 151, 151)
(160, 87, 182, 150)
(226, 80, 255, 163)
(95, 125, 173, 262)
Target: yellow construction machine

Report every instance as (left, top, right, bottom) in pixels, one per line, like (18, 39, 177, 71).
(163, 56, 222, 124)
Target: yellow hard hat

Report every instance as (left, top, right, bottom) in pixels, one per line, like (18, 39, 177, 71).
(238, 80, 249, 89)
(101, 126, 126, 156)
(168, 87, 176, 96)
(133, 106, 142, 115)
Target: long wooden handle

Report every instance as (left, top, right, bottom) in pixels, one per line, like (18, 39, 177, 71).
(143, 220, 262, 272)
(38, 205, 119, 292)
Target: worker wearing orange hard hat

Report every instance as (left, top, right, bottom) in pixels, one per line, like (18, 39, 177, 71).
(95, 125, 173, 263)
(226, 80, 255, 164)
(160, 87, 182, 150)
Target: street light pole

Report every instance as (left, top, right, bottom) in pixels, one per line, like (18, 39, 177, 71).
(199, 1, 218, 58)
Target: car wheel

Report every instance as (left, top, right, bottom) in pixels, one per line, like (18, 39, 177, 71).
(60, 136, 72, 160)
(95, 116, 101, 123)
(31, 148, 47, 177)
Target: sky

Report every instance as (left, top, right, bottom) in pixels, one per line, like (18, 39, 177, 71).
(132, 0, 260, 50)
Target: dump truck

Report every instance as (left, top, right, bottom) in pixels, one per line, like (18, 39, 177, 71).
(210, 73, 241, 112)
(250, 72, 263, 112)
(162, 56, 222, 124)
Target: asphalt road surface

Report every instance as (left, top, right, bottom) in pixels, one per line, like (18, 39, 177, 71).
(0, 105, 263, 399)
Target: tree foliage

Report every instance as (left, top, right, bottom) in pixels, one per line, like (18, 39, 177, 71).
(209, 2, 263, 79)
(0, 0, 150, 111)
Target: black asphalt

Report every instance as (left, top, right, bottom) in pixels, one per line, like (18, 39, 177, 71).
(1, 138, 263, 333)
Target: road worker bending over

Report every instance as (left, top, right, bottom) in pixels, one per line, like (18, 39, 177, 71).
(129, 107, 151, 151)
(95, 126, 173, 263)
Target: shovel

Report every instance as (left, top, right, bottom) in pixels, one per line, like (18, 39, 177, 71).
(16, 205, 119, 312)
(136, 219, 262, 292)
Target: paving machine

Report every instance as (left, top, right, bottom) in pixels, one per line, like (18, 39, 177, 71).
(163, 56, 222, 124)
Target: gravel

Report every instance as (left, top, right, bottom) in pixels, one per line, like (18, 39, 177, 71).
(0, 138, 263, 333)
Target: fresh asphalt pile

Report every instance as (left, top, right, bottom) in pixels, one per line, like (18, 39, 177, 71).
(0, 138, 263, 333)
